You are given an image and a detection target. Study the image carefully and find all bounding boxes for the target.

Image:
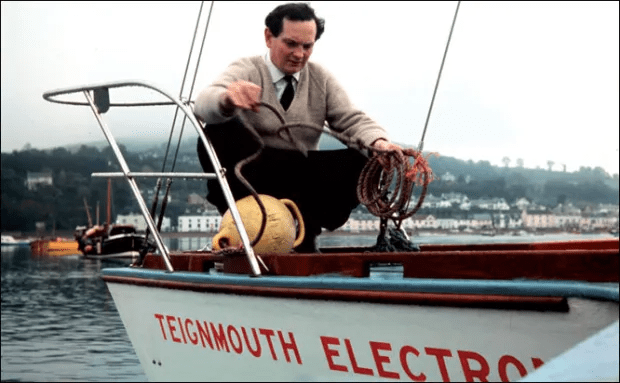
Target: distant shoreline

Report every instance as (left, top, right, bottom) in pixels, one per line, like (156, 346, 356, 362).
(7, 228, 615, 241)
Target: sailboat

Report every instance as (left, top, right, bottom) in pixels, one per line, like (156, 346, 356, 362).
(74, 178, 155, 262)
(42, 2, 618, 381)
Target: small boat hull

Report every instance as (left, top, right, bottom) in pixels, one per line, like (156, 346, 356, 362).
(30, 238, 79, 256)
(76, 226, 154, 262)
(1, 235, 30, 246)
(103, 257, 619, 382)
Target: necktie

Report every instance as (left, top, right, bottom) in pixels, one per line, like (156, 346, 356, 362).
(280, 75, 294, 110)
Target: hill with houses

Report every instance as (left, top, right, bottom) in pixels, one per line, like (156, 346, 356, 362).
(2, 135, 618, 234)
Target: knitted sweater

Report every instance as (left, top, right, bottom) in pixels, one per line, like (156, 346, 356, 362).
(193, 56, 389, 153)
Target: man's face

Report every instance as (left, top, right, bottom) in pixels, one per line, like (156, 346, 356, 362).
(265, 18, 316, 75)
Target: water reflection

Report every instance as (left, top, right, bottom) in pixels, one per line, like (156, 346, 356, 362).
(1, 247, 147, 382)
(164, 236, 212, 252)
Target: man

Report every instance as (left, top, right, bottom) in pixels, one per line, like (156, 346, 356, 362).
(194, 3, 403, 252)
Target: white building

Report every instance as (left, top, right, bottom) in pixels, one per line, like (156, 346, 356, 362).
(409, 214, 439, 229)
(341, 213, 380, 233)
(116, 213, 171, 232)
(421, 194, 452, 209)
(25, 171, 53, 191)
(555, 214, 582, 229)
(522, 210, 556, 229)
(441, 192, 469, 204)
(435, 218, 459, 230)
(515, 197, 531, 211)
(472, 197, 510, 211)
(470, 213, 493, 229)
(441, 172, 457, 182)
(178, 212, 222, 233)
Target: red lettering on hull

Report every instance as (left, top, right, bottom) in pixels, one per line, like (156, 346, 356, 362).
(370, 341, 400, 379)
(498, 355, 528, 382)
(458, 350, 490, 382)
(228, 325, 243, 354)
(400, 346, 426, 381)
(153, 313, 546, 380)
(320, 336, 348, 372)
(345, 338, 374, 376)
(152, 313, 304, 365)
(242, 327, 262, 357)
(425, 347, 453, 382)
(279, 330, 303, 364)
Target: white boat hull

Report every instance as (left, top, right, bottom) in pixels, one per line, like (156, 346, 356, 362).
(106, 280, 618, 382)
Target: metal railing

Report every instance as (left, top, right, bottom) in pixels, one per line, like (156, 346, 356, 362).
(43, 80, 262, 275)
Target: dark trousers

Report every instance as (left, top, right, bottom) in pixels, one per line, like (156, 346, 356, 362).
(196, 117, 368, 240)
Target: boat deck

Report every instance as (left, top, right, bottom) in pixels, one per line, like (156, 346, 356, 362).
(139, 238, 619, 282)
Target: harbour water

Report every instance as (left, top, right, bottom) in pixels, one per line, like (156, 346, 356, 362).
(1, 232, 614, 382)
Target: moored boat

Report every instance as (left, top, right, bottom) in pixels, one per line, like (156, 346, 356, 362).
(74, 179, 155, 263)
(1, 235, 31, 247)
(75, 224, 154, 263)
(30, 237, 79, 256)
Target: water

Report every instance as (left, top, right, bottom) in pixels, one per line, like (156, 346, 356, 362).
(1, 233, 614, 381)
(1, 248, 147, 382)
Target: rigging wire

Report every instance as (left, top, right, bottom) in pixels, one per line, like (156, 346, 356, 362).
(155, 1, 214, 233)
(417, 0, 460, 153)
(140, 1, 214, 259)
(170, 0, 214, 172)
(161, 1, 208, 172)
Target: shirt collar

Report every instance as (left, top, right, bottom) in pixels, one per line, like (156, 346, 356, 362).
(264, 52, 300, 83)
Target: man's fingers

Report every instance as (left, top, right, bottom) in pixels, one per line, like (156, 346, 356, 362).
(228, 81, 262, 111)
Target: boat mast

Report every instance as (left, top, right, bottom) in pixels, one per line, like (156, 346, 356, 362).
(106, 178, 112, 228)
(83, 197, 93, 227)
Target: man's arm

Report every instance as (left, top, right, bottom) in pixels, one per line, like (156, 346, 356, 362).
(193, 58, 261, 123)
(194, 81, 261, 123)
(319, 65, 404, 159)
(219, 80, 262, 114)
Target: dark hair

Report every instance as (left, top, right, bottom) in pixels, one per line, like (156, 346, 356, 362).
(265, 3, 325, 41)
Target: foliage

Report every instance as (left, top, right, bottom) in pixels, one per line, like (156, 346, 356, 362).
(1, 142, 203, 232)
(1, 139, 618, 232)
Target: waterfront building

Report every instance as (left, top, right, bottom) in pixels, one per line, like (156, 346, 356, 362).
(25, 171, 53, 191)
(177, 212, 222, 233)
(521, 210, 557, 229)
(116, 213, 171, 232)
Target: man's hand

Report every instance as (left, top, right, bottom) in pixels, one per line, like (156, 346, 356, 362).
(371, 139, 405, 166)
(220, 80, 262, 114)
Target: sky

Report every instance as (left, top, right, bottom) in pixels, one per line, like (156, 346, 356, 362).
(2, 1, 619, 175)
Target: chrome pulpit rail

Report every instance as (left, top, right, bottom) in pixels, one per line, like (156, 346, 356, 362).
(43, 80, 263, 276)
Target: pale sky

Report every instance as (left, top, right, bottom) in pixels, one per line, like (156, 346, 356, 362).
(2, 1, 619, 175)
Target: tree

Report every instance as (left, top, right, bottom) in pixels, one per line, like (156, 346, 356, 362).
(557, 194, 567, 205)
(516, 158, 524, 168)
(502, 156, 510, 168)
(593, 167, 609, 179)
(547, 160, 554, 172)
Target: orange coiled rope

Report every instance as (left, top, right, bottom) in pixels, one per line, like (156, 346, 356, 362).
(357, 148, 436, 224)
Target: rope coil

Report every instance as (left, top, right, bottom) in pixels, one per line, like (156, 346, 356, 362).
(357, 148, 435, 224)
